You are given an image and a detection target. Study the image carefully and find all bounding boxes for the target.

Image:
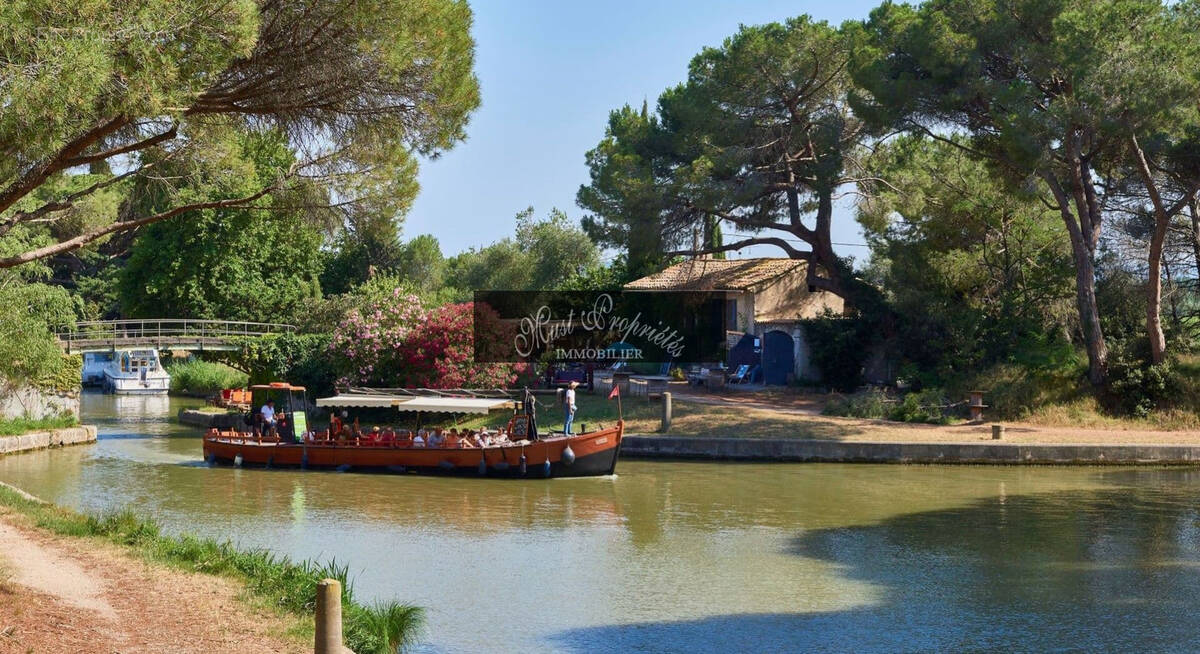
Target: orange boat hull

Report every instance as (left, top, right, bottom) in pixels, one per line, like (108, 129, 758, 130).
(202, 423, 623, 478)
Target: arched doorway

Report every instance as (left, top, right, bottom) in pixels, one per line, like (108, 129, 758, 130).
(762, 330, 795, 385)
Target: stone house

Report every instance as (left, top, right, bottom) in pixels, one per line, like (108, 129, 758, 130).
(624, 258, 844, 384)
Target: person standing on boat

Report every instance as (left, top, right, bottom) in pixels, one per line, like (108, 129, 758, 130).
(261, 400, 277, 428)
(564, 381, 578, 435)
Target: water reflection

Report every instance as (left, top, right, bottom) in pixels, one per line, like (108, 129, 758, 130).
(552, 469, 1200, 653)
(5, 394, 1200, 652)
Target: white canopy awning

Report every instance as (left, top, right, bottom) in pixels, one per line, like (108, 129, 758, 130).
(394, 397, 514, 414)
(316, 394, 514, 414)
(316, 394, 402, 408)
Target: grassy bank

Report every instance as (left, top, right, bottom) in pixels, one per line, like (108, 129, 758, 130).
(0, 414, 78, 436)
(165, 359, 249, 395)
(0, 484, 421, 653)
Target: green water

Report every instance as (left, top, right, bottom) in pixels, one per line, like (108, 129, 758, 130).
(3, 393, 1200, 652)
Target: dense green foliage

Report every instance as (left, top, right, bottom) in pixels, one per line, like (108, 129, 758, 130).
(857, 136, 1078, 384)
(846, 0, 1200, 384)
(164, 359, 248, 395)
(0, 0, 479, 269)
(220, 333, 336, 397)
(444, 207, 600, 297)
(0, 275, 81, 395)
(0, 486, 422, 653)
(800, 314, 876, 393)
(119, 132, 324, 323)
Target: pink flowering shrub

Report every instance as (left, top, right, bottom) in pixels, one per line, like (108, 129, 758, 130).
(330, 291, 525, 389)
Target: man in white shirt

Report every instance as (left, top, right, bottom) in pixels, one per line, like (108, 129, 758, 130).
(261, 400, 277, 427)
(564, 381, 578, 435)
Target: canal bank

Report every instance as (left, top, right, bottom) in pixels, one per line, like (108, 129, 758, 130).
(0, 425, 96, 456)
(0, 483, 306, 653)
(0, 478, 419, 653)
(178, 407, 242, 429)
(622, 434, 1200, 464)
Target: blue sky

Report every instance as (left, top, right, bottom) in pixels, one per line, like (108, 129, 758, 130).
(405, 0, 881, 262)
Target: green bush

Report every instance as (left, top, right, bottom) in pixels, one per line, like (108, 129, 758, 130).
(801, 312, 876, 392)
(823, 388, 952, 424)
(823, 389, 890, 419)
(165, 359, 249, 394)
(1106, 358, 1179, 418)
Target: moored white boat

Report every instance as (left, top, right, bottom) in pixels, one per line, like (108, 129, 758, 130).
(102, 348, 170, 394)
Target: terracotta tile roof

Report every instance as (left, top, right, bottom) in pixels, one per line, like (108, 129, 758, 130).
(624, 258, 806, 291)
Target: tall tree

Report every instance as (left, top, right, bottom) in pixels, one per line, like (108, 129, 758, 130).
(859, 135, 1076, 378)
(118, 131, 324, 323)
(581, 18, 863, 296)
(577, 103, 674, 279)
(396, 234, 447, 296)
(847, 0, 1194, 383)
(446, 208, 600, 294)
(0, 0, 479, 267)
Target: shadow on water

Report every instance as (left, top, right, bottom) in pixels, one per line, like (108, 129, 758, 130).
(548, 467, 1200, 653)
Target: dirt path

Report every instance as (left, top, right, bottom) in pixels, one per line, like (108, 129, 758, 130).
(0, 509, 305, 654)
(656, 387, 1200, 443)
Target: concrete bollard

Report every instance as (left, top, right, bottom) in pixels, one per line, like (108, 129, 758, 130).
(314, 578, 343, 654)
(661, 392, 672, 433)
(992, 424, 1005, 440)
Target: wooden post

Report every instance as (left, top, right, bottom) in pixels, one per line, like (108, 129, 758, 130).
(992, 424, 1004, 440)
(661, 392, 672, 433)
(314, 578, 343, 654)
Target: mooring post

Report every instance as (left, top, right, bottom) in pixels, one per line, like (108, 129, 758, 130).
(992, 424, 1005, 440)
(314, 578, 343, 654)
(661, 392, 672, 433)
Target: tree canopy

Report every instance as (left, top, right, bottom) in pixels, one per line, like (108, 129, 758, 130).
(445, 207, 600, 296)
(579, 17, 863, 297)
(846, 0, 1200, 383)
(118, 131, 324, 323)
(0, 0, 479, 267)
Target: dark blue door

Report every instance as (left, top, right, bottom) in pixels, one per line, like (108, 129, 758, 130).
(763, 330, 794, 385)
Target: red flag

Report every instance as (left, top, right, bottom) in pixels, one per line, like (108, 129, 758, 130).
(608, 384, 620, 400)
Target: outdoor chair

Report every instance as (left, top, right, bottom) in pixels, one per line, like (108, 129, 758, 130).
(727, 364, 751, 384)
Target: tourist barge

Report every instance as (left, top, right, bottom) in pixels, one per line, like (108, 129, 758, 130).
(202, 384, 623, 478)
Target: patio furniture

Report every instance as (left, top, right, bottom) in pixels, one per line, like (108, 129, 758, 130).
(727, 364, 751, 384)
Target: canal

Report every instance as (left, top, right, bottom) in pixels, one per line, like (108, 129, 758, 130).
(4, 393, 1200, 652)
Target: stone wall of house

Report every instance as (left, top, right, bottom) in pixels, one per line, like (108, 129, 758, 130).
(750, 267, 845, 326)
(0, 385, 81, 421)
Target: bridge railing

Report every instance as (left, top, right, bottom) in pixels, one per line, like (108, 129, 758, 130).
(54, 319, 297, 349)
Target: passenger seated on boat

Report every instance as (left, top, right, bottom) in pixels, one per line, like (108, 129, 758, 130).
(427, 429, 445, 448)
(368, 426, 382, 445)
(455, 430, 474, 448)
(443, 429, 460, 448)
(394, 430, 413, 447)
(412, 430, 426, 448)
(473, 430, 491, 447)
(379, 427, 395, 445)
